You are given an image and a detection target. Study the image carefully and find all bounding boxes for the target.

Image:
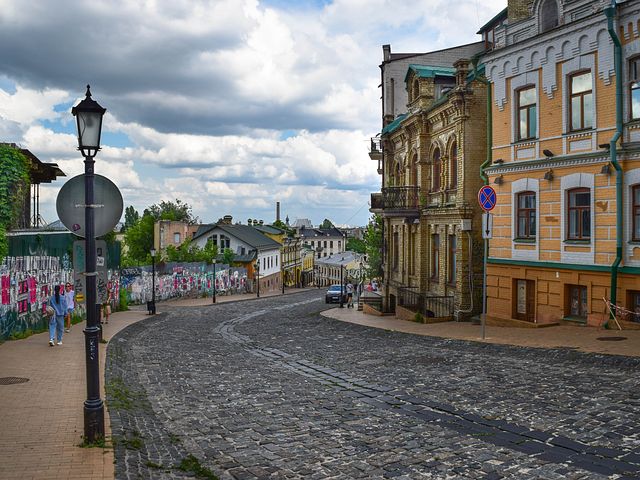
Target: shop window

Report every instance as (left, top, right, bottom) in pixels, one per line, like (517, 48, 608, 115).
(567, 284, 588, 319)
(627, 291, 640, 323)
(517, 86, 537, 140)
(567, 188, 591, 240)
(569, 71, 593, 131)
(516, 191, 536, 239)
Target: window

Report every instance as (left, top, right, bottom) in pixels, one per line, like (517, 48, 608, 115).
(517, 86, 537, 140)
(330, 241, 333, 248)
(449, 142, 457, 189)
(567, 188, 591, 240)
(432, 148, 441, 191)
(628, 291, 640, 322)
(631, 57, 640, 120)
(569, 72, 593, 131)
(448, 235, 457, 285)
(567, 285, 588, 319)
(173, 232, 181, 243)
(516, 191, 536, 239)
(393, 232, 399, 271)
(431, 234, 440, 280)
(633, 185, 640, 241)
(540, 0, 558, 33)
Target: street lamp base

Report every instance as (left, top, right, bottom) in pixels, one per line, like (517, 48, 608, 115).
(83, 399, 105, 443)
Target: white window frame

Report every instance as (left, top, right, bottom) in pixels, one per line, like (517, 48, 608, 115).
(560, 172, 595, 264)
(624, 168, 640, 266)
(511, 178, 540, 261)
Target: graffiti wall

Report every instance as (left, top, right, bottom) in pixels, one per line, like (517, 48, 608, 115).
(119, 263, 249, 304)
(0, 256, 74, 341)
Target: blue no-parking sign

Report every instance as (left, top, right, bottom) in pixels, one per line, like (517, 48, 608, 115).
(478, 185, 497, 212)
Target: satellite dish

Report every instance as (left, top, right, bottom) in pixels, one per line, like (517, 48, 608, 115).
(56, 174, 124, 238)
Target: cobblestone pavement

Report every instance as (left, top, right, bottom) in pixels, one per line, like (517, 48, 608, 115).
(106, 291, 640, 479)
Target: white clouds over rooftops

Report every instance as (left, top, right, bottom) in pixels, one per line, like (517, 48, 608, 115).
(0, 0, 504, 226)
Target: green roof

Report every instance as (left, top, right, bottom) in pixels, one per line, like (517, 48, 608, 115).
(466, 63, 486, 83)
(404, 65, 456, 84)
(381, 113, 407, 135)
(477, 7, 508, 34)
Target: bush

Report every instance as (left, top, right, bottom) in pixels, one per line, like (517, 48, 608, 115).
(119, 287, 129, 311)
(414, 312, 425, 323)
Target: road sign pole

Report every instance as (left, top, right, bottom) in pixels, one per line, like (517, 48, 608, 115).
(478, 186, 496, 342)
(482, 236, 487, 340)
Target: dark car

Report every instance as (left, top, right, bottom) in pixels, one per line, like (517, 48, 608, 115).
(325, 284, 345, 304)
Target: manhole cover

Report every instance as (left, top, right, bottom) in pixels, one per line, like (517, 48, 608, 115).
(596, 337, 627, 342)
(0, 377, 29, 385)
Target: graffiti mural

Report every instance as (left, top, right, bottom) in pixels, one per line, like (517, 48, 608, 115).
(0, 256, 74, 341)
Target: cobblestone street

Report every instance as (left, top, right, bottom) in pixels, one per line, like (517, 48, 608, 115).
(106, 291, 640, 479)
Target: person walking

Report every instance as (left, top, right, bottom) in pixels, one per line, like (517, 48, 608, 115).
(346, 281, 354, 308)
(64, 283, 75, 332)
(49, 285, 67, 346)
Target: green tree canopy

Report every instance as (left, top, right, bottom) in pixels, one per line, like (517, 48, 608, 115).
(222, 248, 235, 266)
(364, 214, 382, 278)
(0, 145, 30, 262)
(346, 237, 366, 254)
(122, 205, 140, 232)
(122, 213, 154, 265)
(145, 199, 197, 223)
(320, 218, 334, 229)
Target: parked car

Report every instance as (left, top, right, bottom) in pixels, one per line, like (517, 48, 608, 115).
(325, 284, 345, 304)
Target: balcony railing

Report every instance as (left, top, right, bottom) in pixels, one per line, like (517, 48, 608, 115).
(397, 286, 454, 319)
(382, 186, 420, 210)
(370, 192, 384, 210)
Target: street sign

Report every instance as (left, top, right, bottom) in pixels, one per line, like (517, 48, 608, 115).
(73, 240, 108, 304)
(482, 212, 493, 239)
(478, 185, 497, 212)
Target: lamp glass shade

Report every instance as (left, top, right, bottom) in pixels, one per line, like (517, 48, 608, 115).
(150, 248, 157, 258)
(76, 110, 104, 150)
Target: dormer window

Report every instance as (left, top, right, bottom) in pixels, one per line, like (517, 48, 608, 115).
(540, 0, 558, 33)
(412, 79, 420, 102)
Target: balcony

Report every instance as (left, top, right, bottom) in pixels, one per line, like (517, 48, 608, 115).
(370, 192, 384, 212)
(369, 186, 421, 216)
(369, 137, 383, 174)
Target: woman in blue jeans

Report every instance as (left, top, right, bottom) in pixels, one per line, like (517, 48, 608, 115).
(49, 285, 67, 346)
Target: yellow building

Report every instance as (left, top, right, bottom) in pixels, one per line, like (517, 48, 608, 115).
(481, 0, 640, 325)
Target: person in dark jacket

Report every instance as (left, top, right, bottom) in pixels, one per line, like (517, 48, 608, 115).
(49, 285, 67, 346)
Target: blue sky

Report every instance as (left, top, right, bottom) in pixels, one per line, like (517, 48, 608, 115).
(0, 0, 504, 228)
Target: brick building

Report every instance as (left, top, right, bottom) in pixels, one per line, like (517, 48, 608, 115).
(370, 42, 488, 320)
(481, 0, 640, 325)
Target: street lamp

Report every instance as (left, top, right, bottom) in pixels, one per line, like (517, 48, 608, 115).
(212, 259, 217, 304)
(150, 248, 156, 314)
(72, 85, 106, 443)
(255, 260, 260, 298)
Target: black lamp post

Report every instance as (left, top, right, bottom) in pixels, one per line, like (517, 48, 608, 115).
(72, 85, 106, 443)
(281, 242, 285, 295)
(212, 260, 217, 304)
(150, 248, 156, 314)
(255, 260, 260, 298)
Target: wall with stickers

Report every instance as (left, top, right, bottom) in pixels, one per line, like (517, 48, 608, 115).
(0, 255, 74, 341)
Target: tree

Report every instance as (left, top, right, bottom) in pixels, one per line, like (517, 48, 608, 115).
(0, 145, 30, 262)
(320, 218, 334, 229)
(122, 205, 140, 232)
(122, 213, 154, 264)
(346, 237, 366, 254)
(146, 199, 197, 223)
(222, 248, 235, 266)
(364, 214, 383, 278)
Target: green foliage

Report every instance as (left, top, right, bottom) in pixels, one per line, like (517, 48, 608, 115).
(0, 145, 31, 261)
(164, 239, 218, 264)
(146, 199, 197, 223)
(320, 218, 334, 229)
(414, 312, 425, 323)
(364, 214, 383, 278)
(222, 247, 235, 266)
(346, 237, 366, 254)
(272, 219, 294, 236)
(123, 213, 154, 264)
(119, 287, 129, 311)
(178, 455, 219, 480)
(122, 205, 139, 232)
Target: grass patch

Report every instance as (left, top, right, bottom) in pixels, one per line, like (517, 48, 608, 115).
(115, 431, 144, 451)
(177, 454, 219, 480)
(169, 433, 181, 445)
(145, 460, 163, 469)
(105, 377, 139, 410)
(79, 435, 107, 448)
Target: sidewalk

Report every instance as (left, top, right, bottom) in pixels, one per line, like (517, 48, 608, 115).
(0, 309, 146, 480)
(323, 305, 640, 358)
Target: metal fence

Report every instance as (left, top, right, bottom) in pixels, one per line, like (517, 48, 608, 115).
(397, 287, 454, 319)
(361, 292, 383, 312)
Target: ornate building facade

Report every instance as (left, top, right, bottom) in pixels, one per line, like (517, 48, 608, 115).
(370, 43, 488, 320)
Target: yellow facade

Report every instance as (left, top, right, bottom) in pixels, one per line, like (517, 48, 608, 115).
(482, 0, 640, 325)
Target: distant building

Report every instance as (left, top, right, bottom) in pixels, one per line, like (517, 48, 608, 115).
(298, 227, 346, 259)
(316, 251, 366, 287)
(154, 220, 201, 251)
(292, 218, 313, 229)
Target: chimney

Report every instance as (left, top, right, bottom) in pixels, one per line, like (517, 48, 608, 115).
(454, 59, 470, 87)
(383, 44, 391, 63)
(247, 218, 252, 225)
(222, 215, 233, 225)
(276, 202, 281, 222)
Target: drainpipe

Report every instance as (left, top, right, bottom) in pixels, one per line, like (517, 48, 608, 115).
(471, 54, 492, 185)
(605, 3, 623, 313)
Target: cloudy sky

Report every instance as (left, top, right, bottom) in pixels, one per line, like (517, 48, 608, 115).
(0, 0, 503, 228)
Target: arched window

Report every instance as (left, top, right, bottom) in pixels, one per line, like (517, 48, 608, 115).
(413, 79, 420, 102)
(409, 153, 418, 186)
(394, 162, 401, 186)
(432, 148, 441, 191)
(449, 141, 458, 189)
(540, 0, 558, 33)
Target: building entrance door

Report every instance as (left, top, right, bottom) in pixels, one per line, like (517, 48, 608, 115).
(513, 279, 535, 322)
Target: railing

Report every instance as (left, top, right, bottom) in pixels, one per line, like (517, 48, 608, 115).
(369, 137, 382, 154)
(370, 192, 384, 210)
(397, 287, 454, 319)
(382, 186, 420, 210)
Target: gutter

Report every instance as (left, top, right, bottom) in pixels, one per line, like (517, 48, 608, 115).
(471, 54, 492, 185)
(605, 2, 624, 313)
